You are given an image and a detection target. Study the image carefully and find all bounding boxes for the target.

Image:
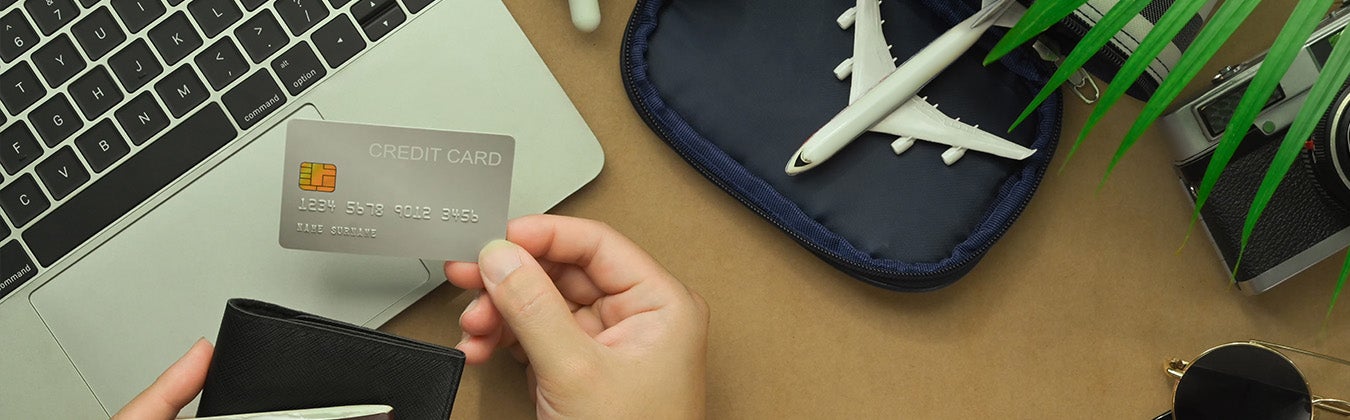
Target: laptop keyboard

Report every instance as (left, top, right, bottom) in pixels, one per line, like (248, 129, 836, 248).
(0, 0, 431, 300)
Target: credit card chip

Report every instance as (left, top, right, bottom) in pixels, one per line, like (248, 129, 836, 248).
(299, 162, 337, 192)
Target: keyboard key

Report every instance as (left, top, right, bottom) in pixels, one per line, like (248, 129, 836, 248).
(1, 174, 49, 227)
(111, 0, 166, 33)
(360, 5, 404, 42)
(328, 0, 350, 9)
(35, 146, 88, 200)
(272, 42, 332, 97)
(276, 0, 329, 35)
(187, 0, 241, 38)
(154, 66, 207, 117)
(25, 104, 236, 266)
(272, 42, 325, 96)
(114, 92, 168, 144)
(195, 37, 248, 90)
(148, 12, 203, 65)
(350, 0, 391, 23)
(0, 63, 45, 115)
(71, 7, 127, 60)
(240, 0, 265, 10)
(234, 10, 287, 63)
(78, 0, 97, 7)
(109, 39, 163, 92)
(0, 9, 39, 62)
(222, 70, 285, 129)
(74, 119, 128, 172)
(31, 35, 86, 87)
(0, 241, 38, 298)
(24, 0, 79, 35)
(312, 15, 364, 68)
(0, 123, 42, 174)
(403, 0, 434, 14)
(30, 94, 83, 147)
(69, 66, 124, 119)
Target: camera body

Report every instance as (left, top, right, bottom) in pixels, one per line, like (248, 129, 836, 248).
(1159, 7, 1350, 294)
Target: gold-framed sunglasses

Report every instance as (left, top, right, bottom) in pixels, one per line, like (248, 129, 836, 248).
(1152, 340, 1350, 420)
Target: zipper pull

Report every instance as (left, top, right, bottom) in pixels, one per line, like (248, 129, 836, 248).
(1030, 40, 1100, 104)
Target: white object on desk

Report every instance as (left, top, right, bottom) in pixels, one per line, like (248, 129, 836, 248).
(786, 0, 1037, 175)
(569, 0, 601, 32)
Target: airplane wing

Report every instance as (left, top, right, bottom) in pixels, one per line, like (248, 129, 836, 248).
(837, 0, 1036, 165)
(871, 96, 1036, 162)
(839, 0, 896, 103)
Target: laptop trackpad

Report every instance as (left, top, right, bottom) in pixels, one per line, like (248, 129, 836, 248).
(30, 105, 431, 412)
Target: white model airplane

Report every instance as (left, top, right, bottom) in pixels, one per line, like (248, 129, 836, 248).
(785, 0, 1037, 175)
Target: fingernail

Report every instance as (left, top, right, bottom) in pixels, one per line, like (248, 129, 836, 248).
(479, 240, 522, 285)
(456, 331, 470, 347)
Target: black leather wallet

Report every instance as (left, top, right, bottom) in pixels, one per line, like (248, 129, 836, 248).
(197, 299, 465, 420)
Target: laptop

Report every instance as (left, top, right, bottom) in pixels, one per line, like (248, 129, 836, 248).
(0, 0, 603, 416)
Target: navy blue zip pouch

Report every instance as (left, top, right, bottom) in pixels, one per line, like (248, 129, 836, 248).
(621, 0, 1062, 291)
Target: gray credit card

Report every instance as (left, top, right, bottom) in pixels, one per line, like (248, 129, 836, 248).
(279, 119, 513, 262)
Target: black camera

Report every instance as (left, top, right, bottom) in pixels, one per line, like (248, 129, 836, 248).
(1159, 7, 1350, 293)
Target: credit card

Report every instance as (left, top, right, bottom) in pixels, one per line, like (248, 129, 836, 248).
(279, 119, 513, 262)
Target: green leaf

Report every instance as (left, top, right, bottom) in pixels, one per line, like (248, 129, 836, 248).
(1239, 24, 1350, 272)
(1008, 0, 1154, 132)
(1328, 251, 1350, 327)
(983, 0, 1088, 65)
(1191, 0, 1339, 266)
(1059, 0, 1211, 174)
(1101, 0, 1263, 182)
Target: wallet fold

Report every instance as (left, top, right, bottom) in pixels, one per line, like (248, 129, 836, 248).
(197, 299, 465, 420)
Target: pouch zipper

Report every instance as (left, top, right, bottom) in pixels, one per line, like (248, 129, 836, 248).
(1056, 13, 1160, 96)
(619, 0, 1059, 292)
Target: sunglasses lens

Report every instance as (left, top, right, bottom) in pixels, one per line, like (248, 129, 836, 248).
(1173, 344, 1312, 420)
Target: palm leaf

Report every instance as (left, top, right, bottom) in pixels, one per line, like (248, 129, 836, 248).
(1009, 0, 1154, 132)
(1238, 20, 1350, 275)
(1060, 0, 1210, 175)
(1328, 250, 1350, 328)
(983, 0, 1089, 65)
(1190, 0, 1339, 267)
(1101, 0, 1263, 183)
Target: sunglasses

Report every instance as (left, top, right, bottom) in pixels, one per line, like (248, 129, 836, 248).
(1152, 340, 1350, 420)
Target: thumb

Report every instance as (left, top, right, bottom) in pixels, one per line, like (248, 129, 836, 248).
(478, 240, 593, 373)
(114, 338, 214, 419)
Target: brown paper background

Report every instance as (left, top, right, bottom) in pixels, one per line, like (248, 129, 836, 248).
(382, 0, 1350, 417)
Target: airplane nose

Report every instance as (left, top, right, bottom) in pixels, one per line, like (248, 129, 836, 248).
(785, 150, 817, 176)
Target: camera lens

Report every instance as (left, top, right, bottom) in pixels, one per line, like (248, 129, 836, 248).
(1307, 81, 1350, 208)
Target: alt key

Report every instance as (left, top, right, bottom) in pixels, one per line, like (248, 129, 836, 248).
(271, 42, 326, 96)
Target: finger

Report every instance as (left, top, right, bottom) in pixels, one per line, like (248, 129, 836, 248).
(445, 261, 484, 290)
(478, 240, 593, 375)
(456, 332, 499, 365)
(548, 263, 605, 306)
(113, 339, 214, 420)
(572, 305, 605, 337)
(459, 292, 502, 337)
(507, 215, 680, 295)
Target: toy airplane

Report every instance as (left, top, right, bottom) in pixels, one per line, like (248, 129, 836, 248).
(785, 0, 1036, 175)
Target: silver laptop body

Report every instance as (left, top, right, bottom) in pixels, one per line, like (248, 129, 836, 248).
(0, 0, 602, 416)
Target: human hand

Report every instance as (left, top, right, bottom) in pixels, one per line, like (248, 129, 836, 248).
(114, 338, 214, 420)
(446, 215, 709, 419)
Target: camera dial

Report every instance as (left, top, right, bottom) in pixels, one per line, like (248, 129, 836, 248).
(1307, 81, 1350, 208)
